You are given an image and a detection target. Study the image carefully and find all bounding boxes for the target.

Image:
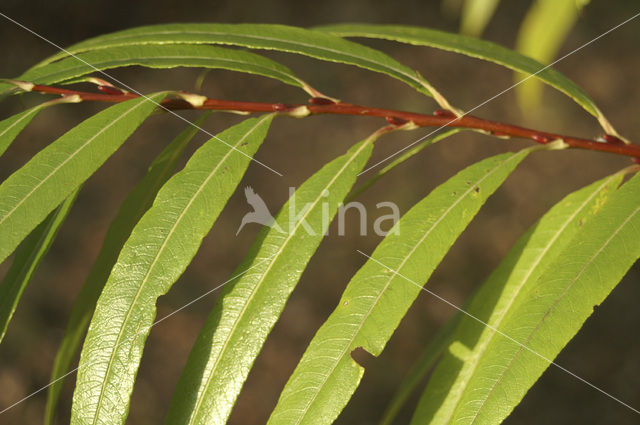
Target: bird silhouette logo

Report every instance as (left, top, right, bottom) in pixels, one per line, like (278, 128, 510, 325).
(236, 186, 282, 235)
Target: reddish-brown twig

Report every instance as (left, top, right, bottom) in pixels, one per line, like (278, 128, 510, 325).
(23, 83, 640, 161)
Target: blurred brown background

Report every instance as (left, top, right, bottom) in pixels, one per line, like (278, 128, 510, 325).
(0, 0, 638, 424)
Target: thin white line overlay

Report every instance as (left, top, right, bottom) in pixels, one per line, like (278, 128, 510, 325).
(356, 249, 640, 416)
(357, 10, 640, 176)
(0, 6, 638, 419)
(0, 253, 277, 416)
(0, 12, 283, 177)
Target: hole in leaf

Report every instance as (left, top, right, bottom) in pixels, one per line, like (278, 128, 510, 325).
(350, 346, 376, 368)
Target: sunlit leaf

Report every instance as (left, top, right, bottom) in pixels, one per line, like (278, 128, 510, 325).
(43, 113, 210, 425)
(0, 93, 165, 265)
(166, 129, 381, 425)
(70, 115, 273, 425)
(268, 149, 531, 425)
(411, 170, 635, 425)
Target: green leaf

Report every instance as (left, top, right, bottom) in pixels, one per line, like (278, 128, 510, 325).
(0, 96, 81, 158)
(166, 129, 379, 425)
(515, 0, 587, 110)
(380, 311, 462, 425)
(0, 93, 165, 265)
(70, 115, 273, 425)
(316, 23, 615, 132)
(9, 44, 307, 93)
(411, 170, 634, 425)
(27, 23, 447, 102)
(43, 113, 209, 425)
(460, 0, 501, 37)
(268, 149, 531, 425)
(0, 189, 78, 343)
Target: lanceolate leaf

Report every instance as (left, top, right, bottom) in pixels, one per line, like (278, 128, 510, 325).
(0, 96, 81, 158)
(44, 113, 209, 425)
(412, 171, 639, 425)
(0, 93, 166, 265)
(70, 115, 273, 425)
(0, 189, 78, 343)
(11, 45, 307, 93)
(27, 23, 447, 102)
(411, 170, 624, 423)
(316, 23, 614, 132)
(268, 149, 531, 425)
(166, 129, 380, 425)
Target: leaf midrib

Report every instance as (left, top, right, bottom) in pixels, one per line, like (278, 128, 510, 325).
(189, 139, 372, 425)
(440, 173, 619, 425)
(281, 152, 523, 424)
(468, 203, 640, 425)
(87, 115, 270, 425)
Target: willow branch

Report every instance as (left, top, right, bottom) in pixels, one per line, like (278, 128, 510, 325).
(21, 82, 640, 161)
